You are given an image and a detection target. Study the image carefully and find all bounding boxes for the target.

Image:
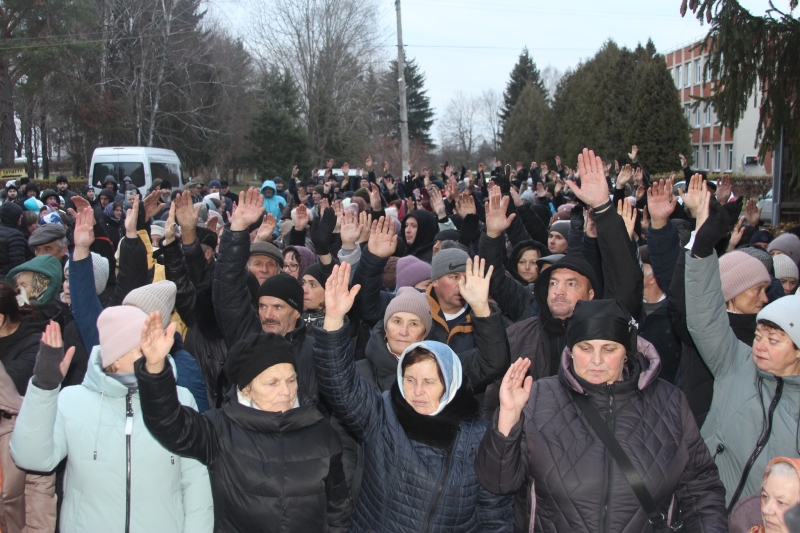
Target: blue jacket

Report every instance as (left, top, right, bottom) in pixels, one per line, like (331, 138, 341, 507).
(313, 323, 513, 533)
(10, 349, 214, 533)
(260, 180, 287, 234)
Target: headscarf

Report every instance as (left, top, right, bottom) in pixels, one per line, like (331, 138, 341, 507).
(397, 340, 462, 416)
(402, 209, 437, 260)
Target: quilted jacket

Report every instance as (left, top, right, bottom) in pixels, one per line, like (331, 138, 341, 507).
(685, 251, 800, 505)
(475, 338, 728, 533)
(313, 322, 513, 533)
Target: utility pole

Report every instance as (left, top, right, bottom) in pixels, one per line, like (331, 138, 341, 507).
(395, 0, 410, 178)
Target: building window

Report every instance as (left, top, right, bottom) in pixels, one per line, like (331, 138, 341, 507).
(704, 145, 711, 170)
(694, 146, 700, 168)
(675, 65, 682, 89)
(714, 144, 721, 171)
(684, 104, 691, 123)
(705, 105, 712, 126)
(706, 61, 713, 82)
(685, 63, 691, 87)
(695, 106, 701, 128)
(695, 59, 702, 85)
(725, 144, 734, 171)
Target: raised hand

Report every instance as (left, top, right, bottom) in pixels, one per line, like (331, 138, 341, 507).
(555, 155, 562, 170)
(679, 153, 688, 169)
(693, 186, 713, 231)
(341, 162, 350, 177)
(628, 144, 638, 162)
(367, 216, 398, 258)
(326, 158, 335, 170)
(124, 195, 139, 239)
(143, 190, 164, 220)
(164, 202, 177, 246)
(616, 200, 637, 241)
(141, 311, 178, 374)
(572, 148, 612, 210)
(641, 206, 650, 233)
(716, 173, 732, 204)
(255, 214, 277, 242)
(310, 207, 336, 256)
(646, 179, 677, 230)
(456, 191, 477, 217)
(297, 187, 308, 204)
(497, 358, 533, 436)
(291, 165, 299, 179)
(633, 167, 643, 186)
(32, 320, 76, 390)
(429, 186, 447, 219)
(294, 204, 309, 232)
(340, 209, 364, 248)
(365, 155, 373, 171)
(509, 188, 524, 208)
(70, 194, 91, 214)
(322, 263, 361, 330)
(677, 173, 707, 218)
(727, 216, 746, 251)
(174, 190, 201, 242)
(368, 183, 382, 212)
(458, 257, 493, 317)
(357, 212, 372, 243)
(745, 198, 762, 227)
(73, 206, 95, 251)
(230, 188, 265, 232)
(635, 184, 646, 203)
(484, 186, 516, 238)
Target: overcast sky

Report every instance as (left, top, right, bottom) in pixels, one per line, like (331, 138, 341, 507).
(207, 0, 779, 143)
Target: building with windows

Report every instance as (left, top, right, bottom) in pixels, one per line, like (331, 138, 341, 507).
(665, 42, 771, 176)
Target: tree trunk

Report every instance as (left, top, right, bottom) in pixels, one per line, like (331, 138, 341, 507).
(0, 55, 16, 167)
(147, 0, 173, 147)
(23, 105, 33, 178)
(41, 112, 50, 179)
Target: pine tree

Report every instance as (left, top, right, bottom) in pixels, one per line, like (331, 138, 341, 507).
(500, 48, 546, 125)
(379, 55, 435, 147)
(247, 66, 312, 178)
(500, 83, 549, 163)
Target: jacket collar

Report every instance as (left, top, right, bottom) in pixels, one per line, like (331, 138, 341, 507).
(366, 325, 401, 391)
(222, 387, 322, 433)
(426, 284, 473, 342)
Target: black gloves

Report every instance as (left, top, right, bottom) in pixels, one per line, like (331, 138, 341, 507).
(570, 205, 585, 232)
(691, 203, 730, 259)
(458, 214, 480, 249)
(310, 207, 337, 256)
(32, 342, 67, 391)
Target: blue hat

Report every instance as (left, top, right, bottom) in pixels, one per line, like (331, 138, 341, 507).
(397, 341, 462, 416)
(208, 180, 222, 189)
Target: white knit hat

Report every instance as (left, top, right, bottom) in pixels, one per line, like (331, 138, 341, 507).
(64, 253, 110, 295)
(773, 253, 799, 281)
(122, 280, 176, 329)
(758, 295, 800, 348)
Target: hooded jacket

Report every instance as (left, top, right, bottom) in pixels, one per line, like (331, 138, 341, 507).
(402, 209, 437, 263)
(0, 319, 46, 395)
(0, 361, 56, 533)
(475, 339, 727, 533)
(136, 358, 351, 533)
(313, 323, 513, 532)
(0, 202, 31, 279)
(685, 251, 800, 506)
(6, 254, 63, 305)
(10, 348, 214, 533)
(260, 180, 287, 233)
(102, 176, 125, 204)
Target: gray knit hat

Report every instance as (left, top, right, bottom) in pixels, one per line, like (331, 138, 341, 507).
(123, 280, 177, 329)
(64, 253, 109, 295)
(773, 253, 799, 281)
(769, 233, 800, 266)
(384, 287, 432, 334)
(549, 221, 570, 241)
(249, 242, 284, 268)
(430, 246, 469, 281)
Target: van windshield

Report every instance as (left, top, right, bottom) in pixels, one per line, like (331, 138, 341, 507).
(91, 162, 145, 188)
(150, 162, 181, 187)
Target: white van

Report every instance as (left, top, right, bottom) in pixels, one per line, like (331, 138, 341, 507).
(90, 147, 183, 196)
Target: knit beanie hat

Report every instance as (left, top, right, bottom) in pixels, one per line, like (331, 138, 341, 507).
(384, 287, 432, 335)
(773, 253, 799, 281)
(396, 255, 432, 289)
(97, 306, 148, 369)
(430, 246, 469, 281)
(749, 229, 774, 247)
(382, 256, 399, 290)
(757, 295, 800, 348)
(123, 280, 177, 329)
(397, 340, 462, 416)
(257, 273, 303, 313)
(303, 263, 327, 288)
(224, 333, 297, 390)
(719, 251, 771, 302)
(64, 253, 109, 295)
(549, 221, 570, 241)
(354, 188, 370, 204)
(769, 233, 800, 265)
(737, 245, 775, 276)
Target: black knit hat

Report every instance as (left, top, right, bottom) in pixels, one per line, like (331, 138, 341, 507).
(302, 262, 327, 288)
(195, 227, 218, 250)
(223, 333, 297, 389)
(567, 299, 638, 354)
(56, 174, 68, 184)
(257, 273, 303, 313)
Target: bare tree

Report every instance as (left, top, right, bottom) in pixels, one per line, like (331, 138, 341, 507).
(479, 88, 502, 154)
(541, 65, 562, 101)
(249, 0, 387, 163)
(438, 91, 482, 164)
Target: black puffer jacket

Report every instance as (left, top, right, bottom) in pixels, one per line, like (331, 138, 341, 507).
(0, 202, 31, 279)
(475, 339, 727, 533)
(313, 323, 513, 533)
(0, 318, 46, 395)
(136, 358, 352, 533)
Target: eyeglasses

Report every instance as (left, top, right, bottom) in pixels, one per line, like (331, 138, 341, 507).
(284, 263, 299, 273)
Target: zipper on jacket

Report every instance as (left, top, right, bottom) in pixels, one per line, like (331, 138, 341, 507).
(728, 377, 784, 512)
(601, 385, 615, 533)
(125, 389, 134, 533)
(423, 447, 456, 533)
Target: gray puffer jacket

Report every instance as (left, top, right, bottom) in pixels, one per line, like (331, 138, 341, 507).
(685, 251, 800, 506)
(475, 338, 727, 533)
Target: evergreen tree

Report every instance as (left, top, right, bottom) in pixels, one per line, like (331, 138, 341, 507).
(628, 59, 692, 173)
(247, 66, 311, 178)
(379, 55, 435, 147)
(500, 83, 549, 163)
(500, 48, 546, 125)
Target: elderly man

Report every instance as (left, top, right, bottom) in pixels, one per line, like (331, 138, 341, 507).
(247, 242, 283, 285)
(29, 224, 69, 264)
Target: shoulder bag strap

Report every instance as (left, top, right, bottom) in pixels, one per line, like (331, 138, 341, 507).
(571, 391, 671, 530)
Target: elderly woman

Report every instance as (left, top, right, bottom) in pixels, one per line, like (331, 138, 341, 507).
(730, 457, 800, 533)
(475, 299, 727, 532)
(685, 194, 800, 510)
(313, 262, 513, 532)
(136, 325, 351, 532)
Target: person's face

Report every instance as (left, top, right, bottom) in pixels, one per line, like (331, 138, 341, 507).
(104, 182, 115, 189)
(282, 251, 300, 279)
(385, 311, 427, 354)
(107, 346, 143, 373)
(547, 268, 594, 320)
(14, 272, 35, 300)
(781, 277, 798, 295)
(113, 206, 122, 219)
(221, 186, 230, 195)
(752, 323, 800, 377)
(264, 187, 275, 198)
(6, 188, 16, 199)
(727, 282, 769, 314)
(402, 359, 444, 415)
(414, 279, 431, 290)
(306, 184, 314, 194)
(151, 234, 163, 249)
(548, 231, 568, 254)
(56, 182, 68, 192)
(517, 249, 541, 283)
(85, 189, 95, 201)
(312, 191, 322, 203)
(241, 363, 298, 413)
(35, 241, 67, 260)
(572, 339, 627, 385)
(248, 255, 280, 285)
(160, 190, 171, 204)
(26, 189, 36, 198)
(275, 182, 283, 191)
(257, 296, 301, 336)
(761, 470, 800, 533)
(301, 275, 325, 311)
(432, 272, 466, 314)
(432, 240, 443, 256)
(125, 190, 137, 203)
(405, 218, 418, 245)
(208, 186, 219, 194)
(99, 195, 110, 208)
(360, 178, 369, 189)
(771, 250, 787, 259)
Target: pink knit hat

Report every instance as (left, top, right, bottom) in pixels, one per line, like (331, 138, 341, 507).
(396, 255, 432, 289)
(97, 306, 148, 369)
(719, 251, 771, 302)
(384, 287, 432, 334)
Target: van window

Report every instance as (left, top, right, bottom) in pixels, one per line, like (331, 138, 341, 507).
(91, 162, 145, 188)
(150, 162, 181, 185)
(92, 163, 116, 188)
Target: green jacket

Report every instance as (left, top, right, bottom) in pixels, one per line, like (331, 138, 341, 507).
(10, 348, 214, 533)
(685, 251, 800, 504)
(6, 254, 63, 305)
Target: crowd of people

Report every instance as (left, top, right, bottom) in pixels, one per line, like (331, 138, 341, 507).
(0, 147, 800, 532)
